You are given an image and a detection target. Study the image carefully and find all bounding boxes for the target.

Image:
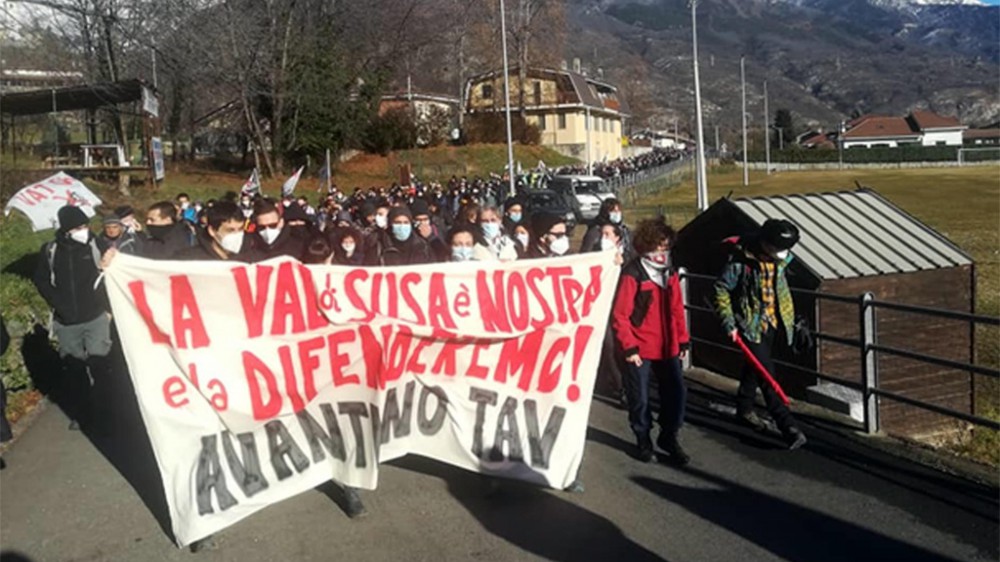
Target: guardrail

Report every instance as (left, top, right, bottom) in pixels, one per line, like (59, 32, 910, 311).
(678, 270, 1000, 434)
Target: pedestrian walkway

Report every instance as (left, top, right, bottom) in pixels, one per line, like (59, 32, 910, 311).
(1, 380, 996, 562)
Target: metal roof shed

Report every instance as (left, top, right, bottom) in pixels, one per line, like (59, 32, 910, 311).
(672, 189, 975, 438)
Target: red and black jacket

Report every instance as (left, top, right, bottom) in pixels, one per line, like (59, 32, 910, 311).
(611, 259, 690, 361)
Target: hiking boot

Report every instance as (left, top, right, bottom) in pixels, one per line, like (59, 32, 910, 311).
(343, 486, 368, 519)
(657, 432, 691, 466)
(785, 427, 807, 451)
(737, 410, 767, 432)
(636, 434, 656, 463)
(189, 535, 218, 553)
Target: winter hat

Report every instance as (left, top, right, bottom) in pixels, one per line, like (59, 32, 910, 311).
(102, 214, 123, 226)
(114, 205, 135, 219)
(358, 201, 376, 217)
(760, 219, 800, 250)
(409, 199, 431, 218)
(388, 206, 413, 223)
(531, 212, 565, 238)
(336, 210, 354, 224)
(504, 196, 524, 212)
(57, 205, 89, 231)
(282, 203, 309, 223)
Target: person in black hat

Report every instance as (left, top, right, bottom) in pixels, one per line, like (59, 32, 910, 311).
(246, 199, 308, 261)
(32, 206, 112, 431)
(713, 218, 807, 450)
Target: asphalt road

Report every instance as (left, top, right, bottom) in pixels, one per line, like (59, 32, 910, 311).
(1, 377, 997, 562)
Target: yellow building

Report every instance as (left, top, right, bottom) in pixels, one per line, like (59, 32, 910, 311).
(464, 67, 629, 162)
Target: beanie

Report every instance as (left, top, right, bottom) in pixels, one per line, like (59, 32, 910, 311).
(57, 205, 89, 232)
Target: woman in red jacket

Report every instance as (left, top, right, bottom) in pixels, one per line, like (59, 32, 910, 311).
(611, 218, 690, 465)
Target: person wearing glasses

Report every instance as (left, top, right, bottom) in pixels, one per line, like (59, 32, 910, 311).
(527, 212, 572, 259)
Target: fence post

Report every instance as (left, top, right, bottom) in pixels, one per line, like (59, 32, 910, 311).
(679, 268, 692, 370)
(860, 292, 879, 434)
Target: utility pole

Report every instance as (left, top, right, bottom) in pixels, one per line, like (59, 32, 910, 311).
(839, 120, 846, 171)
(764, 80, 770, 175)
(499, 0, 517, 197)
(691, 0, 709, 211)
(714, 125, 720, 154)
(741, 56, 748, 187)
(151, 47, 157, 88)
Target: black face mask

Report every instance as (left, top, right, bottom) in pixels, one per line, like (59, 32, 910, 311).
(147, 224, 172, 240)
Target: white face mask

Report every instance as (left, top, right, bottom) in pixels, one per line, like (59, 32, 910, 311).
(600, 237, 617, 252)
(342, 243, 356, 257)
(549, 235, 570, 256)
(260, 226, 282, 245)
(218, 231, 244, 255)
(69, 228, 90, 244)
(375, 214, 388, 229)
(516, 233, 529, 248)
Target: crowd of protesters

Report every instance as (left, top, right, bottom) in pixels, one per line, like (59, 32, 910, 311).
(552, 147, 684, 179)
(23, 148, 808, 550)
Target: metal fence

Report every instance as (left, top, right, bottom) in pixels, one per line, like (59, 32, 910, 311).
(606, 157, 692, 199)
(678, 270, 1000, 435)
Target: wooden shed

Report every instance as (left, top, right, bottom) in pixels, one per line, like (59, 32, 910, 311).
(672, 189, 976, 439)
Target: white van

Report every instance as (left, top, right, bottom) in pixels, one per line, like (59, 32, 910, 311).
(545, 175, 617, 222)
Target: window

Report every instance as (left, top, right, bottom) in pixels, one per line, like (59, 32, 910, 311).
(481, 84, 493, 99)
(537, 115, 546, 131)
(533, 82, 542, 105)
(558, 114, 567, 129)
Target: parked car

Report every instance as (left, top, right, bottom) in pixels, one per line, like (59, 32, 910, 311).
(524, 189, 577, 233)
(545, 175, 617, 222)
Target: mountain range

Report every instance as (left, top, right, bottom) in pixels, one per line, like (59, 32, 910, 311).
(553, 0, 999, 137)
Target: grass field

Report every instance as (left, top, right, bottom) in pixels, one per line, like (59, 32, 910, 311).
(630, 164, 1000, 464)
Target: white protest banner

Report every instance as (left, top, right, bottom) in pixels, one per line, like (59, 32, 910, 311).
(4, 172, 103, 231)
(104, 252, 619, 547)
(282, 166, 304, 197)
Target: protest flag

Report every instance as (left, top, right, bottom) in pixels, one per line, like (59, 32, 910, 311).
(241, 168, 261, 196)
(282, 166, 305, 197)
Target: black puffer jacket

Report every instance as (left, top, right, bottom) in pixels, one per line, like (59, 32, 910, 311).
(32, 232, 109, 325)
(142, 222, 194, 259)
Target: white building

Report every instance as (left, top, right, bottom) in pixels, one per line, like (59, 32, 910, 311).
(841, 111, 966, 149)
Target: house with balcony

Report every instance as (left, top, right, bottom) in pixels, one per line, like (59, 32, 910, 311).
(464, 66, 629, 161)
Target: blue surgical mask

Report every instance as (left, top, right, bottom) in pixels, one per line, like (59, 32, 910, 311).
(392, 223, 412, 241)
(482, 222, 501, 239)
(609, 211, 622, 224)
(509, 212, 522, 223)
(451, 246, 474, 262)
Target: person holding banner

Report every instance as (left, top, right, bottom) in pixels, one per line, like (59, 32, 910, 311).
(32, 206, 113, 431)
(143, 201, 194, 259)
(173, 202, 259, 262)
(714, 219, 807, 451)
(527, 213, 572, 259)
(247, 199, 307, 261)
(611, 218, 690, 465)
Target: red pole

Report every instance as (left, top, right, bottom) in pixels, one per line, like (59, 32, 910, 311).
(735, 335, 790, 405)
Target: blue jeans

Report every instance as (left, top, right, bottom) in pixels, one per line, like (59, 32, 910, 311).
(624, 357, 686, 438)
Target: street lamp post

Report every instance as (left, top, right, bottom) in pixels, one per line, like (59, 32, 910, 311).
(499, 0, 517, 197)
(763, 80, 770, 175)
(740, 56, 748, 186)
(691, 0, 709, 211)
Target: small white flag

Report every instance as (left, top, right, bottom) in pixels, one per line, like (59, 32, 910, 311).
(241, 169, 261, 196)
(282, 166, 304, 197)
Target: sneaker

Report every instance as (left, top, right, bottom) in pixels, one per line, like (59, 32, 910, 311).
(785, 428, 807, 451)
(636, 434, 656, 463)
(657, 433, 691, 466)
(343, 487, 368, 519)
(189, 535, 218, 553)
(737, 410, 767, 432)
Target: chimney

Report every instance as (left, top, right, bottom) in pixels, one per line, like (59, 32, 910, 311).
(560, 59, 568, 71)
(572, 58, 581, 73)
(597, 67, 604, 79)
